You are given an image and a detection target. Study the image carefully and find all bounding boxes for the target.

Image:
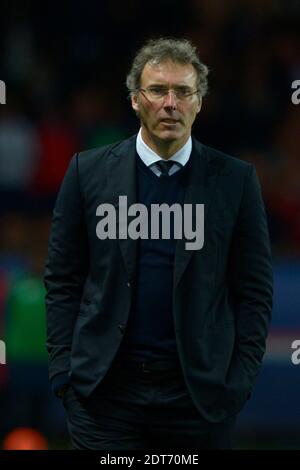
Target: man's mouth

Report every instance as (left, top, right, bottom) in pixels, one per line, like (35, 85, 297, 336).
(160, 119, 179, 124)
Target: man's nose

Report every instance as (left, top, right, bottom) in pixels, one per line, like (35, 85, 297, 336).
(163, 90, 177, 109)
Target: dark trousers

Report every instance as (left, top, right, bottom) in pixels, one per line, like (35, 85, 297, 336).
(63, 360, 237, 450)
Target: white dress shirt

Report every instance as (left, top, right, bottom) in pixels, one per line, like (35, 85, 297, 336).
(136, 128, 192, 177)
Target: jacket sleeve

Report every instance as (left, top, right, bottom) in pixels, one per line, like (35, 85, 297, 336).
(228, 164, 273, 391)
(44, 153, 89, 385)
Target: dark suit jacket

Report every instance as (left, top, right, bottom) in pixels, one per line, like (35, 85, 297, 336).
(44, 134, 273, 422)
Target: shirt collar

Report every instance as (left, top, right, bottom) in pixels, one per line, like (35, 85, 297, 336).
(136, 128, 192, 167)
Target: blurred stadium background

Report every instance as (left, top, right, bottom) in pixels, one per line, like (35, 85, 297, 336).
(0, 0, 300, 450)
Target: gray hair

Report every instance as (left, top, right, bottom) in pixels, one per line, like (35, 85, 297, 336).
(126, 37, 209, 98)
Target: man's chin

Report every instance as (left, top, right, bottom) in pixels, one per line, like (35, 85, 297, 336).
(155, 130, 181, 142)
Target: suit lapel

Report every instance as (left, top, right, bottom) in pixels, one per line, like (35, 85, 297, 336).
(107, 135, 138, 283)
(173, 138, 223, 289)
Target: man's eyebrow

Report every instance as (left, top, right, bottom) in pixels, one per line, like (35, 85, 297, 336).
(146, 82, 192, 88)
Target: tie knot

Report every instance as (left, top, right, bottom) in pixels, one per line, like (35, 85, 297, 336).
(156, 160, 176, 177)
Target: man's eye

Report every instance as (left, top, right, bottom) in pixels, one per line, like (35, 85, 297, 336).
(174, 87, 190, 97)
(149, 88, 167, 95)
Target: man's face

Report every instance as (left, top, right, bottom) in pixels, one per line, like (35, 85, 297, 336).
(131, 60, 202, 151)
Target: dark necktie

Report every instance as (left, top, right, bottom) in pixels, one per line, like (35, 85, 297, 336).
(156, 160, 181, 177)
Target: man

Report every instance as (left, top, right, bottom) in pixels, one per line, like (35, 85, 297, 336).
(44, 38, 273, 450)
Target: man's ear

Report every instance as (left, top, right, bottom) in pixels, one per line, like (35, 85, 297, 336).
(196, 95, 202, 114)
(131, 93, 140, 113)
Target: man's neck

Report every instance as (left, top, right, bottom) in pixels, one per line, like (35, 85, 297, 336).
(141, 128, 189, 159)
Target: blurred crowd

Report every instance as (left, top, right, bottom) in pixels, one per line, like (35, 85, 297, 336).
(0, 0, 299, 448)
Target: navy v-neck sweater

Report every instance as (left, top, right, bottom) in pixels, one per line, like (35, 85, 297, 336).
(116, 153, 192, 362)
